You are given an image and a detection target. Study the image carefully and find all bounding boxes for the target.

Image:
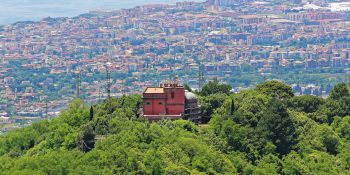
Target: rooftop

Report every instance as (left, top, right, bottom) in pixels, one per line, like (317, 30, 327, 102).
(144, 87, 164, 94)
(185, 91, 197, 100)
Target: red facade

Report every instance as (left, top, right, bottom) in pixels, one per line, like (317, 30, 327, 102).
(143, 83, 185, 120)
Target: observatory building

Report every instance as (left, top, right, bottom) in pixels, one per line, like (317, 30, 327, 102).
(143, 82, 200, 121)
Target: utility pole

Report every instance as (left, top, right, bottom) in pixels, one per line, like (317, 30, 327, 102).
(76, 70, 81, 99)
(121, 86, 125, 96)
(198, 71, 204, 90)
(106, 66, 111, 102)
(198, 61, 204, 90)
(45, 98, 48, 119)
(14, 88, 18, 100)
(106, 63, 112, 120)
(98, 86, 101, 103)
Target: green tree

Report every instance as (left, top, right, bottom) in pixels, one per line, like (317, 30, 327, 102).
(287, 95, 325, 113)
(184, 84, 192, 92)
(256, 80, 294, 100)
(257, 99, 296, 155)
(199, 93, 227, 121)
(334, 116, 350, 140)
(316, 96, 350, 123)
(76, 122, 95, 152)
(232, 90, 268, 127)
(200, 80, 232, 96)
(329, 83, 349, 100)
(297, 124, 340, 155)
(2, 85, 350, 174)
(282, 151, 310, 175)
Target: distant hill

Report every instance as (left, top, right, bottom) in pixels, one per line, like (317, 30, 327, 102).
(1, 81, 350, 174)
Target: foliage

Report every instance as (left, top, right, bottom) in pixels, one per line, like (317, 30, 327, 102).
(232, 90, 269, 127)
(184, 84, 192, 92)
(257, 99, 296, 155)
(287, 95, 325, 113)
(199, 80, 232, 96)
(199, 93, 227, 119)
(329, 83, 350, 100)
(1, 82, 350, 174)
(256, 80, 294, 100)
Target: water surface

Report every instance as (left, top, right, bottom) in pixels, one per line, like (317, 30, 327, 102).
(0, 0, 204, 24)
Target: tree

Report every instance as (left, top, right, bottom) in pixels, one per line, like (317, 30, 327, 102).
(287, 95, 325, 113)
(199, 93, 227, 122)
(232, 90, 268, 127)
(297, 123, 340, 155)
(256, 81, 294, 100)
(184, 84, 192, 92)
(253, 154, 280, 175)
(200, 80, 232, 96)
(220, 119, 250, 153)
(316, 96, 350, 123)
(317, 125, 339, 155)
(334, 116, 350, 140)
(282, 151, 310, 175)
(76, 123, 95, 152)
(231, 99, 235, 115)
(329, 83, 350, 100)
(89, 105, 94, 121)
(3, 86, 350, 174)
(257, 99, 296, 155)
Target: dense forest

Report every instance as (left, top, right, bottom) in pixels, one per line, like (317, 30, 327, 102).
(1, 81, 350, 174)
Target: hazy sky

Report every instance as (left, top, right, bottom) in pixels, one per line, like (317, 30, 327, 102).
(0, 0, 204, 24)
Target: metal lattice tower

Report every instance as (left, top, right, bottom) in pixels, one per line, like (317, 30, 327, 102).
(45, 98, 48, 119)
(98, 86, 102, 103)
(198, 61, 204, 90)
(106, 66, 111, 101)
(76, 70, 82, 99)
(106, 63, 112, 121)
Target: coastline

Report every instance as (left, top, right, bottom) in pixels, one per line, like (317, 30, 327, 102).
(0, 0, 205, 25)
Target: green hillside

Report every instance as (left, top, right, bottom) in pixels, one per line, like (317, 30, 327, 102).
(1, 81, 350, 174)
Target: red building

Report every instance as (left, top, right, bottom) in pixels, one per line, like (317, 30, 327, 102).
(143, 82, 185, 120)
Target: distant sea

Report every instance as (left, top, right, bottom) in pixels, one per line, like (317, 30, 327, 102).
(0, 0, 204, 25)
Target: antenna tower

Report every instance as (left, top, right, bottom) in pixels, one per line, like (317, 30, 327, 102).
(98, 86, 101, 103)
(198, 61, 204, 90)
(45, 98, 48, 119)
(107, 66, 111, 101)
(106, 63, 112, 120)
(76, 71, 81, 99)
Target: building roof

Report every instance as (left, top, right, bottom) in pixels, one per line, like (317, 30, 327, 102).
(144, 87, 164, 93)
(185, 91, 197, 100)
(238, 15, 263, 19)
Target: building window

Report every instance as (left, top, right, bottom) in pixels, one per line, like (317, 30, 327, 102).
(158, 102, 163, 105)
(171, 92, 175, 98)
(146, 102, 151, 105)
